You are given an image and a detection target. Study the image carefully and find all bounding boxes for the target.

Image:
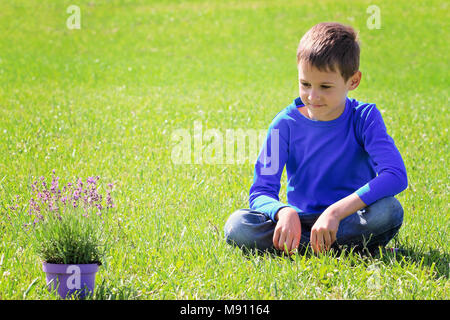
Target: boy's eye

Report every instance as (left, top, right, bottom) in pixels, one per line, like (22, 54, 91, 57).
(300, 83, 331, 89)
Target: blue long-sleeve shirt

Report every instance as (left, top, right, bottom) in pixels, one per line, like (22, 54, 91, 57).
(249, 97, 408, 222)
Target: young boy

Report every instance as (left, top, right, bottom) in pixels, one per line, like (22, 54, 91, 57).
(224, 22, 408, 255)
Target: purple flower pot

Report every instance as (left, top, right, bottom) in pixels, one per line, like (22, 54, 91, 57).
(42, 262, 99, 299)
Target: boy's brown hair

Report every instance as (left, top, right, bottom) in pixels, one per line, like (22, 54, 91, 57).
(297, 22, 360, 82)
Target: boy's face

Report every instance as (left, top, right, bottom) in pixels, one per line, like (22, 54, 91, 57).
(297, 61, 361, 121)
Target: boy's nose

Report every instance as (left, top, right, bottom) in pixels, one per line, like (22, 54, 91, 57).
(308, 90, 320, 103)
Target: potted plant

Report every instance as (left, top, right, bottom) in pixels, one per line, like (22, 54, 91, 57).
(23, 171, 115, 299)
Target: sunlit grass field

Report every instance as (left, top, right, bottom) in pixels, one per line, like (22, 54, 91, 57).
(0, 0, 448, 299)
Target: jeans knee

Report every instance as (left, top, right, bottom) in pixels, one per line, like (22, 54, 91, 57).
(223, 209, 273, 250)
(368, 196, 404, 229)
(224, 210, 244, 242)
(336, 197, 404, 249)
(224, 209, 253, 246)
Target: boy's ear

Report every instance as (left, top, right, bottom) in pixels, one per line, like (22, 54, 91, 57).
(348, 71, 362, 90)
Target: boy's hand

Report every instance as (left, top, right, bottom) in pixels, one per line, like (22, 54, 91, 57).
(273, 207, 301, 254)
(310, 207, 340, 254)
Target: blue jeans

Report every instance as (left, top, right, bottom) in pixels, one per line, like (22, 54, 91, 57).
(224, 197, 403, 253)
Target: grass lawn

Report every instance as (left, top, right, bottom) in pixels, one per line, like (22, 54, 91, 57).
(0, 0, 448, 299)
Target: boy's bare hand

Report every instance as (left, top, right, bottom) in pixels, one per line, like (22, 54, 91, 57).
(273, 207, 301, 254)
(310, 208, 340, 253)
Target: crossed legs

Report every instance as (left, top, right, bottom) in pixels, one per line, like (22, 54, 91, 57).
(224, 197, 404, 254)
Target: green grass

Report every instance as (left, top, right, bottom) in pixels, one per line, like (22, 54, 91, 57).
(0, 0, 448, 299)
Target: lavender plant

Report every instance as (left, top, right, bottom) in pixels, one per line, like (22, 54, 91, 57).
(24, 171, 115, 264)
